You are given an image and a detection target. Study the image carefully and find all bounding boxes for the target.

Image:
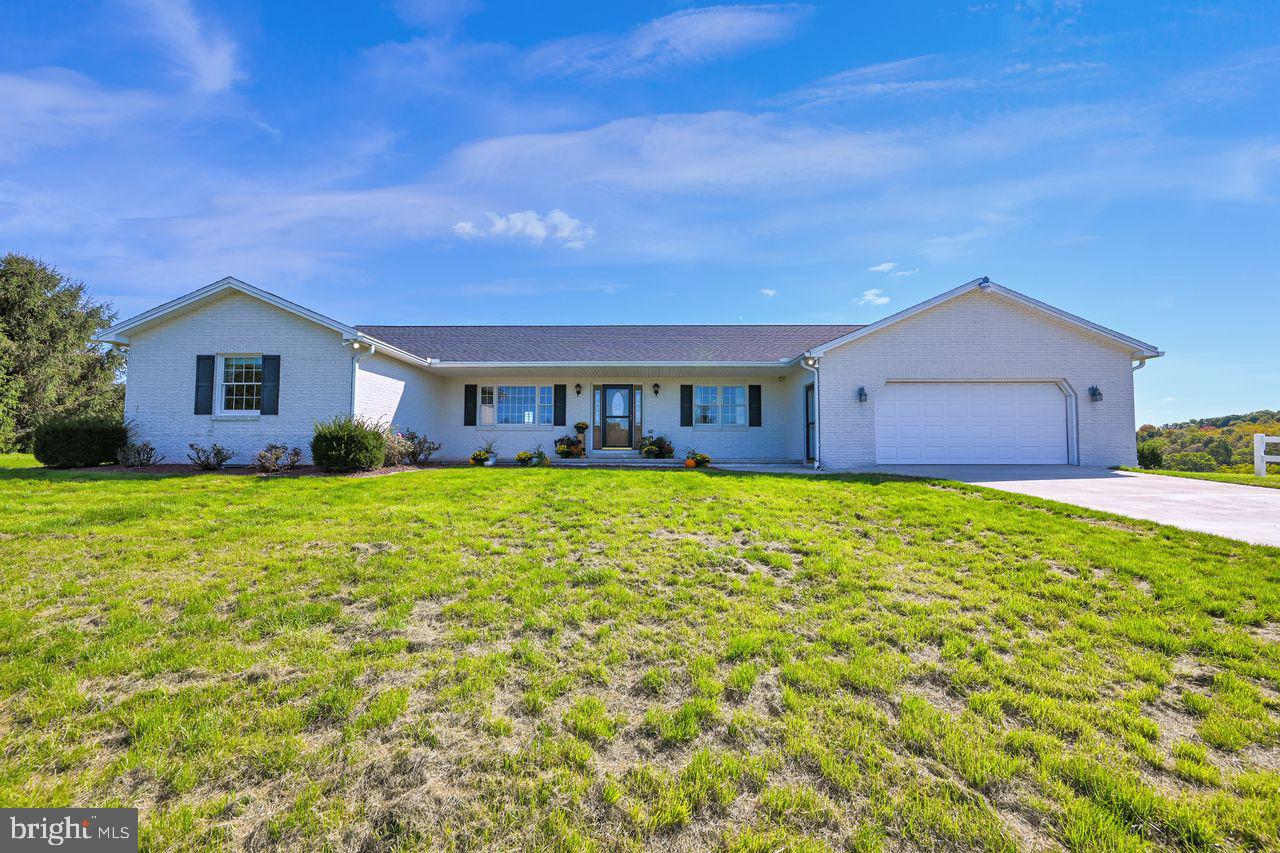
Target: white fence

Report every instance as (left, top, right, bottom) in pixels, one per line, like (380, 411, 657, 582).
(1256, 434, 1280, 477)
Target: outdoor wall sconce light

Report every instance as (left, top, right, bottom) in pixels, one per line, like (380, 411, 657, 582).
(652, 383, 661, 396)
(802, 356, 817, 367)
(857, 386, 868, 403)
(1088, 385, 1103, 402)
(574, 383, 582, 396)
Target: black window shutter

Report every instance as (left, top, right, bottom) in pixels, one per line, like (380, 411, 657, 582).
(553, 384, 567, 426)
(748, 384, 762, 427)
(463, 384, 478, 426)
(194, 355, 215, 415)
(680, 385, 693, 427)
(260, 355, 280, 415)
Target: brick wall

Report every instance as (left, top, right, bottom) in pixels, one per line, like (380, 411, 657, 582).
(426, 374, 805, 462)
(816, 288, 1140, 469)
(123, 291, 352, 464)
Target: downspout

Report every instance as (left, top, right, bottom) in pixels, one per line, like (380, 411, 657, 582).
(346, 339, 377, 416)
(800, 354, 820, 470)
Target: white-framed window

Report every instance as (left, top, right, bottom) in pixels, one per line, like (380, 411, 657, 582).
(721, 385, 747, 425)
(694, 385, 747, 427)
(694, 386, 719, 425)
(219, 355, 263, 413)
(480, 385, 555, 426)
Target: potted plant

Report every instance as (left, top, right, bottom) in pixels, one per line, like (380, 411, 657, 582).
(555, 434, 585, 458)
(471, 438, 498, 466)
(684, 448, 711, 468)
(640, 433, 674, 459)
(532, 444, 550, 466)
(515, 450, 534, 466)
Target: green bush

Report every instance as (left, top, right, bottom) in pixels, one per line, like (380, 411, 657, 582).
(310, 416, 386, 472)
(1165, 451, 1217, 472)
(31, 416, 128, 468)
(1136, 440, 1165, 470)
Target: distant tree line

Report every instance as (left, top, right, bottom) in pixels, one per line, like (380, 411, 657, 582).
(0, 253, 123, 452)
(1136, 411, 1280, 473)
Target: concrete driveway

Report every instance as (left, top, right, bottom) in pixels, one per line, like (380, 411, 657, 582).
(869, 465, 1280, 548)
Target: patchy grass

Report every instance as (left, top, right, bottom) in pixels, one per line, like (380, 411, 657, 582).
(1120, 467, 1280, 490)
(1, 453, 1279, 851)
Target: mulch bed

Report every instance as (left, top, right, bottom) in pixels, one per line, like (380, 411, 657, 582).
(41, 463, 461, 478)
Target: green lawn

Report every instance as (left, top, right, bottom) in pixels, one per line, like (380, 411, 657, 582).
(1120, 467, 1280, 490)
(2, 453, 1278, 851)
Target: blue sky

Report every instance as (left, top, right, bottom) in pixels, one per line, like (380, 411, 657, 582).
(2, 1, 1278, 424)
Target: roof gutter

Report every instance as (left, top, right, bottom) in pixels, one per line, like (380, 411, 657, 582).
(423, 359, 793, 369)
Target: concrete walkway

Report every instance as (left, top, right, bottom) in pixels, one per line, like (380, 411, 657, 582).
(868, 465, 1280, 547)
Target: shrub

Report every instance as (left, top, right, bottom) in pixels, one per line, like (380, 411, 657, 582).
(554, 434, 584, 458)
(188, 443, 234, 470)
(639, 433, 674, 458)
(116, 441, 164, 468)
(399, 430, 441, 465)
(515, 450, 534, 466)
(32, 416, 128, 468)
(384, 432, 415, 466)
(310, 416, 386, 472)
(1165, 451, 1217, 472)
(255, 443, 302, 473)
(1136, 440, 1165, 470)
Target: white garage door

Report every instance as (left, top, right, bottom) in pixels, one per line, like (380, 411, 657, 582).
(875, 382, 1068, 464)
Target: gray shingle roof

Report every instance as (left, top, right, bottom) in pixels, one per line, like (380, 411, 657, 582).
(355, 324, 863, 363)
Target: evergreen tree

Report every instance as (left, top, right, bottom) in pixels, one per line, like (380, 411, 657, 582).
(0, 253, 123, 451)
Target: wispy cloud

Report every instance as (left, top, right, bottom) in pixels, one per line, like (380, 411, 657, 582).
(779, 54, 1107, 108)
(858, 288, 890, 306)
(454, 209, 595, 248)
(126, 0, 242, 93)
(890, 268, 919, 277)
(760, 288, 777, 297)
(394, 0, 483, 28)
(525, 5, 810, 80)
(867, 262, 896, 272)
(0, 69, 157, 161)
(447, 111, 918, 195)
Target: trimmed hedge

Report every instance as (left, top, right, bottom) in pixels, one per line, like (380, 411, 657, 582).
(311, 416, 386, 472)
(32, 416, 128, 468)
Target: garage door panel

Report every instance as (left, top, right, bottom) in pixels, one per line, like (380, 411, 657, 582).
(875, 382, 1068, 465)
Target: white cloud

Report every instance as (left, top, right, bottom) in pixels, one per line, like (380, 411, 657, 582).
(858, 288, 890, 306)
(126, 0, 242, 93)
(890, 268, 919, 277)
(0, 69, 157, 161)
(1162, 396, 1177, 402)
(867, 262, 897, 273)
(760, 288, 777, 297)
(525, 5, 810, 79)
(453, 209, 595, 248)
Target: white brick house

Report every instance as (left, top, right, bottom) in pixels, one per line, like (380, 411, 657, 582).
(98, 276, 1162, 468)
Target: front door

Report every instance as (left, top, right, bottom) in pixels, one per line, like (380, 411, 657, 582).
(603, 385, 633, 448)
(804, 383, 816, 461)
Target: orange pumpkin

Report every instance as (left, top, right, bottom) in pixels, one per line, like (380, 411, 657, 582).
(684, 458, 697, 468)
